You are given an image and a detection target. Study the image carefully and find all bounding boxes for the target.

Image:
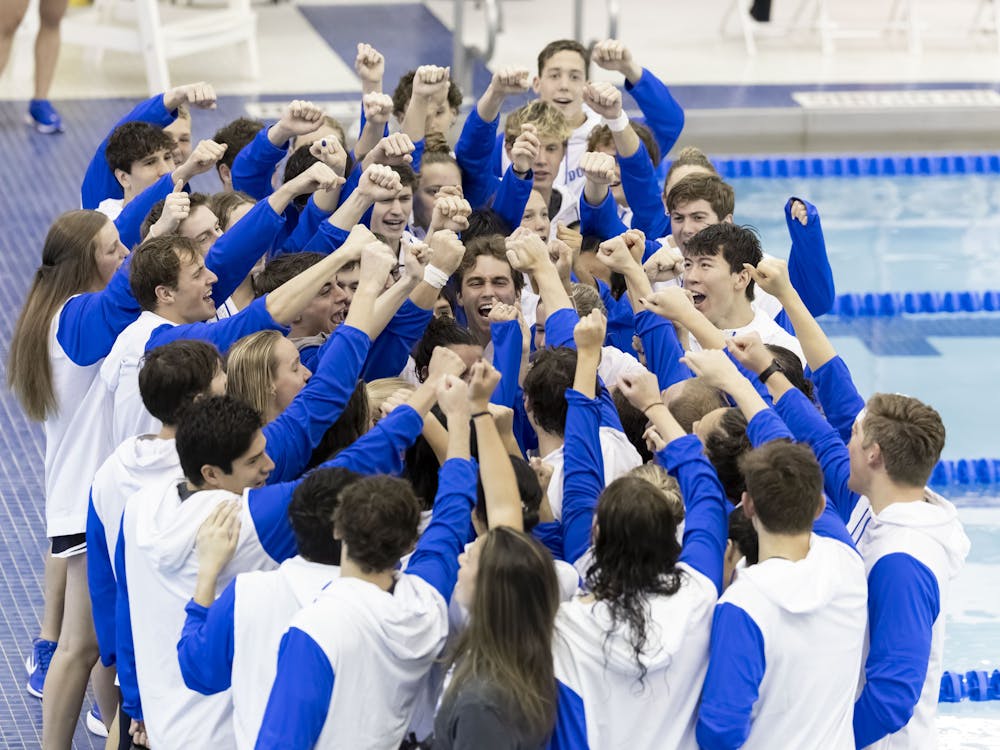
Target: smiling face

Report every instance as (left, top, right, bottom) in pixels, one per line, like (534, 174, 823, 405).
(269, 336, 312, 419)
(520, 189, 551, 239)
(534, 49, 587, 124)
(294, 280, 348, 338)
(164, 251, 219, 324)
(226, 430, 274, 492)
(413, 162, 462, 230)
(180, 205, 223, 255)
(670, 199, 721, 253)
(681, 251, 748, 329)
(458, 254, 519, 343)
(371, 186, 413, 247)
(93, 220, 129, 289)
(529, 137, 566, 193)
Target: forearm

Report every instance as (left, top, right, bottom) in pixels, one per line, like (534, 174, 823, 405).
(266, 254, 351, 325)
(622, 265, 653, 314)
(679, 310, 726, 350)
(534, 267, 573, 315)
(583, 179, 611, 208)
(645, 402, 686, 442)
(192, 567, 222, 607)
(473, 412, 522, 529)
(354, 118, 385, 163)
(573, 348, 601, 398)
(476, 87, 508, 123)
(401, 96, 428, 143)
(611, 123, 642, 159)
(447, 419, 472, 461)
(370, 277, 420, 335)
(727, 378, 769, 423)
(329, 191, 373, 232)
(777, 290, 837, 371)
(421, 413, 450, 465)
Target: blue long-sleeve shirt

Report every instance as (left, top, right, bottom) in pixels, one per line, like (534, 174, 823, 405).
(633, 309, 689, 390)
(488, 319, 523, 408)
(57, 254, 141, 366)
(115, 173, 175, 248)
(455, 109, 502, 210)
(146, 295, 288, 354)
(561, 389, 605, 564)
(809, 355, 866, 444)
(82, 93, 175, 209)
(658, 433, 729, 593)
(86, 494, 117, 667)
(205, 197, 286, 306)
(252, 457, 478, 750)
(623, 67, 686, 162)
(232, 126, 288, 200)
(362, 299, 434, 380)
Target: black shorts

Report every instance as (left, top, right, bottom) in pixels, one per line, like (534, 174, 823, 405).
(51, 533, 86, 558)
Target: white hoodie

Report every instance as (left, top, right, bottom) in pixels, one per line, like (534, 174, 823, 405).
(231, 557, 339, 750)
(121, 482, 277, 748)
(268, 574, 449, 749)
(90, 434, 181, 570)
(849, 489, 971, 750)
(700, 531, 868, 749)
(551, 563, 717, 749)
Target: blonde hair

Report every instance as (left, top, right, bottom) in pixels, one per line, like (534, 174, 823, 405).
(225, 330, 284, 418)
(366, 377, 415, 420)
(504, 101, 571, 147)
(628, 462, 685, 522)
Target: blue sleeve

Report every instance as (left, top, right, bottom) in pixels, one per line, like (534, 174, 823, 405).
(854, 553, 940, 748)
(264, 325, 372, 483)
(362, 299, 433, 380)
(410, 138, 426, 174)
(561, 390, 604, 564)
(176, 582, 236, 694)
(579, 188, 628, 240)
(56, 256, 141, 366)
(773, 388, 860, 522)
(491, 165, 533, 230)
(114, 523, 142, 720)
(205, 199, 285, 306)
(634, 309, 689, 390)
(145, 295, 288, 353)
(545, 307, 627, 434)
(659, 434, 728, 593)
(85, 497, 117, 667)
(254, 627, 333, 750)
(786, 198, 835, 317)
(282, 196, 330, 253)
(247, 487, 298, 564)
(810, 356, 865, 444)
(232, 126, 287, 200)
(619, 143, 670, 240)
(745, 408, 793, 446)
(489, 320, 523, 408)
(407, 458, 479, 600)
(594, 281, 637, 355)
(531, 521, 565, 562)
(115, 173, 174, 248)
(696, 602, 765, 750)
(454, 109, 502, 209)
(322, 403, 425, 475)
(625, 68, 686, 161)
(302, 220, 350, 255)
(82, 94, 174, 209)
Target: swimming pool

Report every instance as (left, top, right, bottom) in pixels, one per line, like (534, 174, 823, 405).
(734, 170, 1000, 734)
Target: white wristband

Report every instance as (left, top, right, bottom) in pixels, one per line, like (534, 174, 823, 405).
(603, 111, 629, 133)
(423, 264, 450, 290)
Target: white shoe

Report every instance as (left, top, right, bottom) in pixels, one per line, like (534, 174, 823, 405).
(86, 707, 109, 738)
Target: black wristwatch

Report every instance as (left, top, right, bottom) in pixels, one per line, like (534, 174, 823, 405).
(758, 359, 784, 384)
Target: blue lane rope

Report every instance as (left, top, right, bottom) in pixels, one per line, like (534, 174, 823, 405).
(825, 290, 1000, 318)
(713, 153, 1000, 179)
(930, 459, 1000, 488)
(940, 669, 1000, 703)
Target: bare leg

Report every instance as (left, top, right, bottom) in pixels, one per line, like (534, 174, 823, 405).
(91, 660, 118, 733)
(104, 710, 120, 750)
(0, 0, 30, 85)
(34, 0, 68, 99)
(42, 553, 101, 750)
(40, 550, 66, 643)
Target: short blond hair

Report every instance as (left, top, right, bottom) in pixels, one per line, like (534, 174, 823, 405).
(504, 101, 571, 147)
(628, 463, 685, 522)
(366, 377, 415, 420)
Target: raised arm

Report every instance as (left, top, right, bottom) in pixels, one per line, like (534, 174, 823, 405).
(469, 360, 522, 530)
(405, 376, 478, 600)
(561, 311, 608, 563)
(785, 198, 835, 317)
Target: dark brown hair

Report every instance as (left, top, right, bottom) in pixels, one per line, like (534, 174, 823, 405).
(333, 475, 421, 572)
(739, 441, 824, 534)
(861, 393, 945, 487)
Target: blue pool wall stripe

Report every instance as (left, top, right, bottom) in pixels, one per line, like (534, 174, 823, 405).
(712, 153, 1000, 179)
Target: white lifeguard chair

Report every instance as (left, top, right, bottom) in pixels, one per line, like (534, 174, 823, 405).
(59, 0, 259, 94)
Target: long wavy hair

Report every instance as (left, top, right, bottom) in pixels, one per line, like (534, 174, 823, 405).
(444, 527, 560, 743)
(586, 475, 683, 684)
(7, 211, 110, 421)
